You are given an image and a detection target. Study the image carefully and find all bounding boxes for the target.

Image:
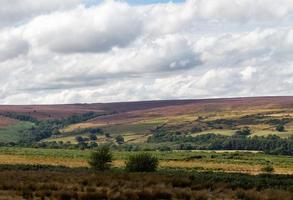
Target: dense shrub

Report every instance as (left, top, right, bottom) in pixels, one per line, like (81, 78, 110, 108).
(148, 132, 293, 155)
(125, 152, 159, 172)
(89, 134, 97, 141)
(88, 146, 112, 171)
(261, 165, 274, 173)
(234, 126, 252, 137)
(75, 136, 84, 143)
(115, 135, 125, 144)
(276, 124, 285, 132)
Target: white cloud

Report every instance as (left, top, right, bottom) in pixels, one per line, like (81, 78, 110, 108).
(0, 0, 81, 28)
(24, 2, 142, 53)
(1, 0, 293, 104)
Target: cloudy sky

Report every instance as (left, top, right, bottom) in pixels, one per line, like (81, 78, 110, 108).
(1, 0, 293, 104)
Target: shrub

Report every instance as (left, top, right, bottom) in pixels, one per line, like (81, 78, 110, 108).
(261, 165, 274, 173)
(125, 152, 159, 172)
(115, 135, 125, 144)
(89, 134, 97, 141)
(276, 124, 285, 132)
(191, 126, 202, 133)
(75, 136, 84, 142)
(234, 126, 252, 137)
(88, 146, 112, 171)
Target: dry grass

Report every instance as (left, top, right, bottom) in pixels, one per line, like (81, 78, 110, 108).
(0, 155, 86, 168)
(123, 133, 150, 143)
(0, 169, 292, 200)
(61, 122, 102, 133)
(1, 155, 292, 175)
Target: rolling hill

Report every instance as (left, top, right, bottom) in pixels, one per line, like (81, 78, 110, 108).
(0, 96, 292, 146)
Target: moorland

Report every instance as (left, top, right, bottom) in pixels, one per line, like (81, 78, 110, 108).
(0, 96, 293, 199)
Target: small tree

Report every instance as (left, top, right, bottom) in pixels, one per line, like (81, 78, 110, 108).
(276, 124, 285, 132)
(89, 134, 97, 141)
(125, 152, 159, 172)
(234, 127, 252, 137)
(261, 165, 274, 173)
(75, 136, 84, 143)
(88, 146, 112, 171)
(115, 135, 125, 144)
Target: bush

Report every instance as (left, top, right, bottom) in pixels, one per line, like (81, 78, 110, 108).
(276, 124, 285, 132)
(89, 134, 97, 141)
(261, 165, 274, 173)
(88, 146, 112, 171)
(234, 126, 252, 137)
(125, 153, 159, 172)
(75, 136, 84, 142)
(115, 135, 125, 144)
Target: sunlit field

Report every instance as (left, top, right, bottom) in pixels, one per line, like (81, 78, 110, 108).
(1, 147, 293, 175)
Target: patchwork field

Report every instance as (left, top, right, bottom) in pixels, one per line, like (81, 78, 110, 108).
(0, 96, 292, 151)
(38, 97, 293, 145)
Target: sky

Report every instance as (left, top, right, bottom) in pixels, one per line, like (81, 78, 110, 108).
(85, 0, 185, 5)
(1, 0, 293, 104)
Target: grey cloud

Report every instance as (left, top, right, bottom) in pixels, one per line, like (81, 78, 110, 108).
(0, 29, 29, 62)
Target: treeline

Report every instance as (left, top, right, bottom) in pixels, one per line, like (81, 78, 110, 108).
(69, 127, 103, 136)
(0, 112, 105, 145)
(57, 112, 104, 127)
(0, 112, 38, 123)
(148, 132, 293, 155)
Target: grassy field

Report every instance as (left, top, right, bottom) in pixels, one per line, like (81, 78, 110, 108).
(0, 147, 292, 174)
(0, 122, 34, 143)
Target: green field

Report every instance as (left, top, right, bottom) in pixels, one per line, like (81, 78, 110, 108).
(0, 122, 34, 143)
(0, 147, 292, 174)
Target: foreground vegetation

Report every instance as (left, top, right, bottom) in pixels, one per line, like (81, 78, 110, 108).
(0, 166, 292, 200)
(0, 145, 292, 199)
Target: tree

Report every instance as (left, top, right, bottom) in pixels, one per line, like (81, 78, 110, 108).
(115, 135, 125, 144)
(261, 165, 274, 173)
(276, 124, 285, 132)
(88, 146, 112, 171)
(52, 129, 61, 135)
(234, 127, 252, 137)
(89, 134, 97, 141)
(125, 152, 159, 172)
(75, 136, 84, 143)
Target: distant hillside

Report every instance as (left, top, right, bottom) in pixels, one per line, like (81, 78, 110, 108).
(1, 96, 293, 147)
(0, 96, 293, 120)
